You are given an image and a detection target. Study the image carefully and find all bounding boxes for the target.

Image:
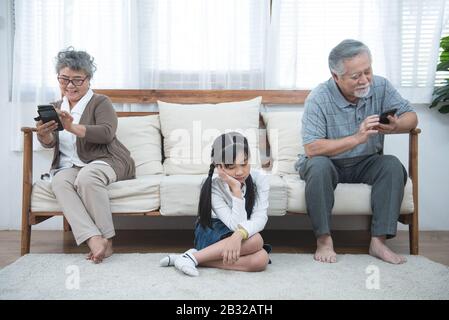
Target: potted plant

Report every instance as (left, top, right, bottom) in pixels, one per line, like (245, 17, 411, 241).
(431, 35, 449, 113)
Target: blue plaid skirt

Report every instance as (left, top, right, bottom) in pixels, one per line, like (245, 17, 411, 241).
(194, 218, 233, 250)
(194, 218, 272, 258)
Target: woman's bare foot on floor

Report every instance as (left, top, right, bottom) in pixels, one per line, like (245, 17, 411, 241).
(104, 239, 113, 259)
(314, 234, 337, 263)
(87, 236, 108, 264)
(369, 236, 407, 264)
(86, 239, 112, 261)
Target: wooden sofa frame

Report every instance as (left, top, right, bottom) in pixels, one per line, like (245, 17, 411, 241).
(20, 89, 421, 255)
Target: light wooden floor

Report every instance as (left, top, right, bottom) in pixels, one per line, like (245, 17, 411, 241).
(1, 230, 448, 268)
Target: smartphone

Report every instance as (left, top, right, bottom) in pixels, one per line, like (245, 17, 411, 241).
(34, 105, 64, 131)
(379, 108, 398, 124)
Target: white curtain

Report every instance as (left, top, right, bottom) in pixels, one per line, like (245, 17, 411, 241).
(11, 0, 449, 150)
(266, 0, 448, 104)
(11, 0, 270, 150)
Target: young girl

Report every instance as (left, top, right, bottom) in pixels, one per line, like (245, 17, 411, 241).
(160, 132, 271, 276)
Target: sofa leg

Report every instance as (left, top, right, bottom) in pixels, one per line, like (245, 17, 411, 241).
(63, 217, 72, 232)
(21, 223, 31, 256)
(409, 221, 419, 255)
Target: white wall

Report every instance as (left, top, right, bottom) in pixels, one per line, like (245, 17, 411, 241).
(0, 1, 61, 230)
(1, 2, 448, 231)
(0, 0, 12, 230)
(385, 105, 449, 230)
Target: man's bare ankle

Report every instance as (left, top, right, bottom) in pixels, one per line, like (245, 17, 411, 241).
(317, 234, 333, 246)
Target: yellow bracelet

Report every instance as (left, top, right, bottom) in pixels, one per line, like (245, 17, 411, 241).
(236, 228, 248, 240)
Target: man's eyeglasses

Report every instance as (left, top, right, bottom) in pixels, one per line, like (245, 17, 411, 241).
(57, 76, 89, 86)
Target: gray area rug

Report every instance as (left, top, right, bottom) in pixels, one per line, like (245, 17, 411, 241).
(1, 253, 448, 300)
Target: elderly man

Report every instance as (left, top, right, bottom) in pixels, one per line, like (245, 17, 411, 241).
(296, 39, 418, 264)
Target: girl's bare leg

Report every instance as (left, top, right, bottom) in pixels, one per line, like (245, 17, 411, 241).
(201, 249, 269, 272)
(194, 233, 269, 272)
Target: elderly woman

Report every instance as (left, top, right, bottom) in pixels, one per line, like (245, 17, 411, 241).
(36, 48, 135, 263)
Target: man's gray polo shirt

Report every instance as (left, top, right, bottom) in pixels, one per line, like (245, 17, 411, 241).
(296, 75, 415, 171)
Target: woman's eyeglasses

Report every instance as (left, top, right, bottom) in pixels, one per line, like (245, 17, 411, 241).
(57, 76, 89, 86)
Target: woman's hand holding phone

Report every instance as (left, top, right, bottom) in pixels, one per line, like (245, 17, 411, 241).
(36, 120, 58, 145)
(57, 110, 74, 131)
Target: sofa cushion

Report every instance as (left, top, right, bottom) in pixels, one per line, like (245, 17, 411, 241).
(31, 175, 163, 213)
(159, 172, 288, 217)
(261, 111, 303, 175)
(158, 97, 261, 175)
(266, 174, 288, 216)
(160, 175, 205, 216)
(283, 175, 414, 215)
(116, 115, 163, 176)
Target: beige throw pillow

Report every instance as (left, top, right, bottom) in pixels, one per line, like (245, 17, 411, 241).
(158, 97, 262, 175)
(116, 115, 163, 176)
(262, 111, 303, 175)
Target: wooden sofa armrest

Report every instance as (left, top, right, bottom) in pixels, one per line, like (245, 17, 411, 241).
(21, 127, 36, 255)
(408, 128, 420, 194)
(408, 128, 420, 180)
(406, 128, 421, 255)
(21, 127, 36, 186)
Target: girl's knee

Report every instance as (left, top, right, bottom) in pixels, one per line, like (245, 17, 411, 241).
(246, 233, 264, 251)
(248, 250, 269, 272)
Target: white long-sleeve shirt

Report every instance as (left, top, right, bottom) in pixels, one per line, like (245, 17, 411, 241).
(58, 89, 94, 168)
(211, 169, 269, 238)
(58, 89, 108, 170)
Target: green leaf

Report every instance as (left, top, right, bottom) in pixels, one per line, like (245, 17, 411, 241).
(437, 60, 449, 71)
(430, 85, 449, 109)
(440, 51, 449, 62)
(433, 85, 449, 95)
(441, 36, 449, 50)
(432, 91, 449, 104)
(430, 100, 439, 108)
(434, 100, 449, 113)
(439, 103, 449, 113)
(433, 36, 449, 116)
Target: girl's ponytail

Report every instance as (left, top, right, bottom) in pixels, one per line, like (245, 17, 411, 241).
(244, 174, 257, 219)
(198, 163, 215, 228)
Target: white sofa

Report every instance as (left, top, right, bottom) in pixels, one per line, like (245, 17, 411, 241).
(20, 89, 420, 255)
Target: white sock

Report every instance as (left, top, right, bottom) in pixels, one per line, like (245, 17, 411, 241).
(174, 249, 199, 277)
(159, 249, 197, 267)
(159, 254, 178, 267)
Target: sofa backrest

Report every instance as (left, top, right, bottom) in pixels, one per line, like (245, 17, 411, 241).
(95, 89, 310, 176)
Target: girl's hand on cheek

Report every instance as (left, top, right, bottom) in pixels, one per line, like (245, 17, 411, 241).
(217, 165, 241, 191)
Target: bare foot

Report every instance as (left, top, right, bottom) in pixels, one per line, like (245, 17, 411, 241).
(314, 234, 337, 263)
(87, 236, 108, 264)
(86, 252, 93, 260)
(104, 239, 113, 259)
(369, 236, 407, 264)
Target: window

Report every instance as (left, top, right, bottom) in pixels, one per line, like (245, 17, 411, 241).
(13, 0, 269, 97)
(270, 0, 446, 103)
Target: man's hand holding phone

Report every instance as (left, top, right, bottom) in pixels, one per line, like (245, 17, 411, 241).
(354, 115, 380, 144)
(377, 108, 399, 134)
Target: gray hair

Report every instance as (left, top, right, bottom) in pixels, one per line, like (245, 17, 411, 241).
(328, 39, 371, 76)
(55, 47, 97, 78)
